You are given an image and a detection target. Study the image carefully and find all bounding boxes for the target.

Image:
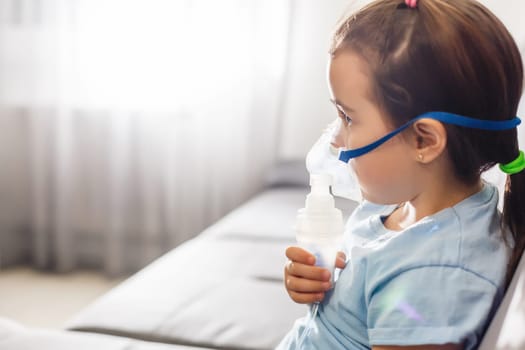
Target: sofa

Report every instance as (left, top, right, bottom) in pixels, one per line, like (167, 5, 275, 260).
(1, 161, 524, 349)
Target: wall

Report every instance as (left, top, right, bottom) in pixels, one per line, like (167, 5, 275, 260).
(277, 0, 361, 160)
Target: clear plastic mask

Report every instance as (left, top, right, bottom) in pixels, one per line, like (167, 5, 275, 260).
(305, 118, 362, 202)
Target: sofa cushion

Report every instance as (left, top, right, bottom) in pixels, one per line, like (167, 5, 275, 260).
(65, 227, 307, 349)
(65, 187, 357, 349)
(0, 318, 210, 350)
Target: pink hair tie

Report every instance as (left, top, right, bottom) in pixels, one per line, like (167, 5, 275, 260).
(405, 0, 418, 8)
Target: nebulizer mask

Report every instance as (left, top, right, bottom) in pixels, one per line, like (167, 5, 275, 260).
(305, 118, 362, 203)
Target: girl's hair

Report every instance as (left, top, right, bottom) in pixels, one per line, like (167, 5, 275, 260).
(330, 0, 524, 282)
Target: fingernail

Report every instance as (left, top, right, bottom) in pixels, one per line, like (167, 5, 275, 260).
(323, 282, 331, 290)
(322, 270, 331, 281)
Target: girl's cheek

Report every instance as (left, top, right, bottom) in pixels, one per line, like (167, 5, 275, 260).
(347, 133, 363, 150)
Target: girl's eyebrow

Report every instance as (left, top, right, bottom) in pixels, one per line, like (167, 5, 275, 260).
(329, 99, 356, 113)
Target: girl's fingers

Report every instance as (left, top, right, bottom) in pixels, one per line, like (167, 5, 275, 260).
(283, 249, 347, 304)
(285, 246, 316, 265)
(335, 251, 347, 269)
(285, 260, 331, 281)
(286, 247, 347, 269)
(285, 274, 331, 293)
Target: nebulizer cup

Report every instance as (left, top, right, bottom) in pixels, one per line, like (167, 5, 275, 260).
(295, 173, 344, 284)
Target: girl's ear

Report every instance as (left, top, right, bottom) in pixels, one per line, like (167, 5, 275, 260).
(411, 119, 447, 163)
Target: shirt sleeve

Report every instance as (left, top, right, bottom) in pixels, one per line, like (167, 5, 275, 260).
(367, 265, 499, 347)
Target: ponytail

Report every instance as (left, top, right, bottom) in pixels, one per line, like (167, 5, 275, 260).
(503, 169, 525, 284)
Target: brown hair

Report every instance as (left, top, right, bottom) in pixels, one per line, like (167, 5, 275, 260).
(330, 0, 524, 282)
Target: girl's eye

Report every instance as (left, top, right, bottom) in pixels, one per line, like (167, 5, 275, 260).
(337, 108, 352, 126)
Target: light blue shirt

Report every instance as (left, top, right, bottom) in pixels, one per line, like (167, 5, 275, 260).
(277, 183, 509, 349)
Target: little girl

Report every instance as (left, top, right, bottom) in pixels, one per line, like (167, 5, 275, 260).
(278, 0, 524, 349)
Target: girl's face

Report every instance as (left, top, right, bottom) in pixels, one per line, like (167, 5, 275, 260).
(328, 50, 421, 204)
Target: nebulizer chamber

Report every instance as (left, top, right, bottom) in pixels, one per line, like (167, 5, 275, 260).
(295, 173, 343, 282)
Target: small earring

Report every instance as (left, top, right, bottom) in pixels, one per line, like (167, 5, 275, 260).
(417, 154, 424, 161)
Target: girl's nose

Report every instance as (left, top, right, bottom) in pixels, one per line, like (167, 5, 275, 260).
(331, 122, 346, 149)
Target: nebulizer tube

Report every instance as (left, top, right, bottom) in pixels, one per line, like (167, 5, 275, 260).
(296, 303, 320, 348)
(294, 173, 344, 348)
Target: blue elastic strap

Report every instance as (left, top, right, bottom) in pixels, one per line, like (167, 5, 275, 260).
(338, 111, 521, 163)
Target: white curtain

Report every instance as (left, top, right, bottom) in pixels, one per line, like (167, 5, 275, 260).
(0, 0, 291, 275)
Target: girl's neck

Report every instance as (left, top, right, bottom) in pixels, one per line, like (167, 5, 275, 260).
(383, 178, 483, 231)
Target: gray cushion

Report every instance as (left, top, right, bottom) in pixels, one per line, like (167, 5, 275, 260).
(65, 187, 357, 349)
(0, 318, 210, 350)
(64, 188, 306, 349)
(264, 160, 309, 188)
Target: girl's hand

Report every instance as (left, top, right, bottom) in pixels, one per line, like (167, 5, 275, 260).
(284, 246, 347, 304)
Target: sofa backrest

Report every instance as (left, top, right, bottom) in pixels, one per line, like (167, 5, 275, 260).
(478, 251, 525, 349)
